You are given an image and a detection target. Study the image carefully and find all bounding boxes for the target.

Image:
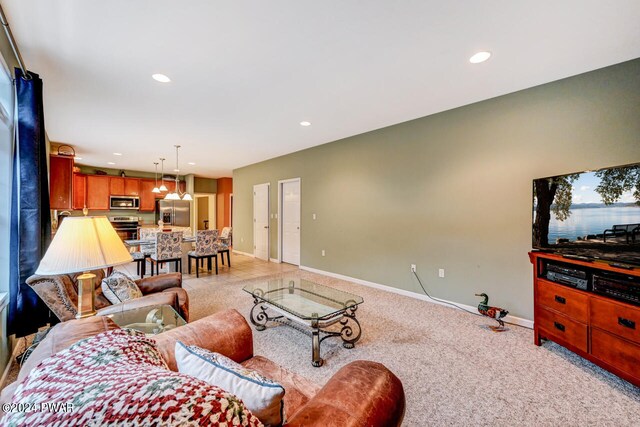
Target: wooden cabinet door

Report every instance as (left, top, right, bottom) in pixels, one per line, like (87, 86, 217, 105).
(164, 180, 175, 193)
(124, 178, 140, 196)
(87, 175, 110, 210)
(139, 179, 157, 211)
(49, 155, 73, 209)
(110, 177, 125, 195)
(72, 174, 87, 210)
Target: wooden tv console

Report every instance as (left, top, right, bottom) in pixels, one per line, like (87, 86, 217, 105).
(529, 251, 640, 387)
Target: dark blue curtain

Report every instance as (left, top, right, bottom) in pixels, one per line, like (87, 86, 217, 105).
(8, 68, 51, 337)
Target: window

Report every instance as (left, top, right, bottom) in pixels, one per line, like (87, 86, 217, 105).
(0, 54, 14, 293)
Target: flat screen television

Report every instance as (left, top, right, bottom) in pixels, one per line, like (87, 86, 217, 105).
(532, 162, 640, 266)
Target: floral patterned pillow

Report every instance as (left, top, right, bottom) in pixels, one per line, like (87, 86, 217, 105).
(100, 271, 143, 304)
(4, 329, 262, 426)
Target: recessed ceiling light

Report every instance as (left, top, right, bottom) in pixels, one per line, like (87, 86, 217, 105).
(173, 168, 180, 172)
(188, 162, 196, 165)
(113, 152, 122, 156)
(107, 162, 116, 165)
(300, 121, 311, 127)
(469, 51, 491, 64)
(74, 156, 82, 160)
(152, 73, 171, 83)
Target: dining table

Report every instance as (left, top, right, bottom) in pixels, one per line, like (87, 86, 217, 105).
(124, 236, 196, 274)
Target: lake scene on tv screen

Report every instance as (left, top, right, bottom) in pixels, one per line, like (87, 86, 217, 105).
(533, 164, 640, 250)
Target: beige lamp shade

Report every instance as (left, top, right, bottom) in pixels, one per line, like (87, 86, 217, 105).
(36, 216, 133, 275)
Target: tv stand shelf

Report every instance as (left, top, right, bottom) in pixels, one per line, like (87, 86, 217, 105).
(529, 251, 640, 387)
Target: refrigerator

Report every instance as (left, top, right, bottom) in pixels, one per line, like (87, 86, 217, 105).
(156, 200, 191, 226)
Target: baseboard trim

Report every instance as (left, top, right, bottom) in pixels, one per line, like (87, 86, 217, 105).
(299, 265, 533, 329)
(269, 258, 280, 263)
(232, 250, 255, 258)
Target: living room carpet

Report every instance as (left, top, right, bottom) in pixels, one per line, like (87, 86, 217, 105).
(183, 265, 640, 427)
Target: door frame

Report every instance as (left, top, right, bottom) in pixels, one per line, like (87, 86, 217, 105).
(277, 177, 301, 264)
(192, 193, 216, 231)
(253, 183, 270, 260)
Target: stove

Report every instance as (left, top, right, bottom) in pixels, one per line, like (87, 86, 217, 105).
(109, 216, 141, 241)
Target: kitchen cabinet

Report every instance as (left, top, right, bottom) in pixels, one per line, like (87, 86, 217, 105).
(163, 180, 186, 194)
(109, 177, 125, 195)
(49, 155, 74, 209)
(124, 178, 140, 196)
(86, 175, 110, 210)
(72, 174, 87, 210)
(110, 177, 140, 196)
(139, 179, 157, 211)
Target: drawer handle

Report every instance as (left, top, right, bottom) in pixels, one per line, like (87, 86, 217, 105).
(554, 295, 566, 304)
(618, 317, 636, 330)
(554, 321, 565, 332)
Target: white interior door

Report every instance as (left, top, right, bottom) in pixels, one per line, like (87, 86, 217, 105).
(253, 183, 270, 260)
(281, 180, 301, 265)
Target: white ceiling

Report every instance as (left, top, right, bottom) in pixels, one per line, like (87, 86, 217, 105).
(4, 1, 640, 177)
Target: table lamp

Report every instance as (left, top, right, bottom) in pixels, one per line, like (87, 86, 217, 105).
(35, 216, 133, 318)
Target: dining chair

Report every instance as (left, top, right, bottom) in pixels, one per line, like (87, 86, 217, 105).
(131, 227, 161, 278)
(150, 231, 183, 275)
(188, 230, 219, 277)
(216, 227, 232, 267)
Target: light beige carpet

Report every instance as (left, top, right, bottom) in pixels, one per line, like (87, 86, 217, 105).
(185, 269, 640, 427)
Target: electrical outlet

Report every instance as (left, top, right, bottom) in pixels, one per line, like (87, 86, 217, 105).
(410, 264, 416, 272)
(321, 250, 325, 257)
(438, 268, 445, 278)
(312, 213, 317, 220)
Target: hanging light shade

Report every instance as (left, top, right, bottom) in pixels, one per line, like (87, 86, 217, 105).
(158, 158, 168, 192)
(152, 162, 161, 193)
(165, 144, 193, 202)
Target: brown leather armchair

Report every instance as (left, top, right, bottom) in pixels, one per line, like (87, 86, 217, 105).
(154, 309, 405, 426)
(26, 270, 189, 322)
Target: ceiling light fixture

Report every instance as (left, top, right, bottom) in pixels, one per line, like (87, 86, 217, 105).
(152, 73, 171, 83)
(159, 158, 168, 192)
(188, 162, 196, 166)
(107, 162, 116, 165)
(164, 145, 193, 201)
(152, 162, 161, 193)
(113, 152, 122, 156)
(469, 51, 491, 64)
(74, 156, 82, 161)
(300, 121, 311, 126)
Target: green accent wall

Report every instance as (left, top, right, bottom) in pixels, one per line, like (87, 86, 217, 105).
(233, 59, 640, 320)
(194, 177, 218, 194)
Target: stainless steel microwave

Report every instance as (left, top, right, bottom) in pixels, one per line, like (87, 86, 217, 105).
(109, 196, 140, 210)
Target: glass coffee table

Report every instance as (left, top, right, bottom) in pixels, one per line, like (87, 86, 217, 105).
(243, 277, 364, 367)
(103, 304, 187, 336)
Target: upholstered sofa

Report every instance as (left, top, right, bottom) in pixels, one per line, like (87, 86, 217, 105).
(1, 309, 405, 426)
(26, 270, 189, 322)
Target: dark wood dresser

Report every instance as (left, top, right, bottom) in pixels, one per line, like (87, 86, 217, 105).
(530, 251, 640, 387)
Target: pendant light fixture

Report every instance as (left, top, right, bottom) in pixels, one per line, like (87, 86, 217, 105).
(151, 162, 161, 193)
(158, 158, 168, 192)
(164, 145, 193, 201)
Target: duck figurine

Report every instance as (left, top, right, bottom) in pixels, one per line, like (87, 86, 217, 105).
(475, 293, 509, 330)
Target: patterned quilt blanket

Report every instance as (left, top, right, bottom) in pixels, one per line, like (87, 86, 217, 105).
(2, 329, 262, 426)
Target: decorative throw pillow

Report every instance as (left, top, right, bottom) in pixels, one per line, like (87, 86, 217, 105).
(176, 342, 286, 427)
(101, 271, 143, 304)
(4, 329, 262, 426)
